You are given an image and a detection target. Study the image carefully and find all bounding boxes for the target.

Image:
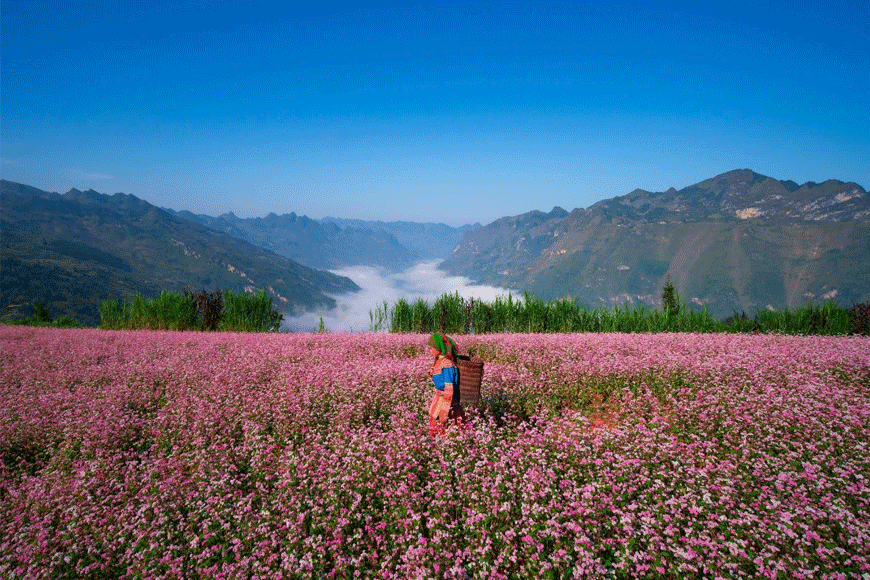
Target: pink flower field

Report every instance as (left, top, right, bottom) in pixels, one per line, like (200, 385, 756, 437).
(1, 326, 869, 579)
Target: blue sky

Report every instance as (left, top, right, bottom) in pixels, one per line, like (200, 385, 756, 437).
(2, 0, 868, 226)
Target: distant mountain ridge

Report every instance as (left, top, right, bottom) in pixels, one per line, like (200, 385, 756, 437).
(319, 217, 480, 263)
(165, 209, 420, 271)
(164, 210, 479, 271)
(1, 180, 359, 325)
(593, 169, 868, 223)
(441, 169, 870, 318)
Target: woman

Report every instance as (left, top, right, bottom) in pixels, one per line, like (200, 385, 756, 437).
(427, 332, 465, 437)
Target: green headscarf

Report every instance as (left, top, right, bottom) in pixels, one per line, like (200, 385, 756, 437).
(427, 332, 458, 360)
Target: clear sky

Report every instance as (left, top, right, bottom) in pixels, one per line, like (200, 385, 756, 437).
(2, 0, 868, 226)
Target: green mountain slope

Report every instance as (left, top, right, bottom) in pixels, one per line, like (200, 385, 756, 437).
(441, 170, 870, 318)
(1, 181, 359, 325)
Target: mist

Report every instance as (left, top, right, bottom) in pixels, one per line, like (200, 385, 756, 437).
(284, 260, 517, 333)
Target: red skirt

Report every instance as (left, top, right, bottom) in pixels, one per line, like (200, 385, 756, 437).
(428, 405, 466, 438)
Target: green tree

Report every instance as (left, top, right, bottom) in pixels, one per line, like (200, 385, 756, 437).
(661, 274, 680, 315)
(33, 302, 52, 323)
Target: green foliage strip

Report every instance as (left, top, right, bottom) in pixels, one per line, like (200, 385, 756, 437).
(1, 301, 85, 329)
(370, 291, 868, 335)
(99, 288, 283, 332)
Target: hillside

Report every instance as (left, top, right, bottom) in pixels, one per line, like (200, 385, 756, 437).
(0, 181, 359, 325)
(441, 170, 870, 318)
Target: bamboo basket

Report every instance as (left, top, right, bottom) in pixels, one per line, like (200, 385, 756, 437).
(456, 355, 484, 407)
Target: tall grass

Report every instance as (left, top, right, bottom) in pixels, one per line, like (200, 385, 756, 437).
(752, 301, 852, 335)
(99, 288, 283, 332)
(98, 299, 127, 330)
(220, 289, 283, 332)
(102, 291, 200, 331)
(370, 292, 865, 335)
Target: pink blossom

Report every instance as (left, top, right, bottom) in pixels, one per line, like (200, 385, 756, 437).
(1, 327, 868, 578)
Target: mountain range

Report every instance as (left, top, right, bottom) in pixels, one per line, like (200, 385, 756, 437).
(319, 217, 480, 263)
(441, 169, 870, 318)
(3, 169, 868, 326)
(0, 181, 359, 325)
(163, 209, 478, 271)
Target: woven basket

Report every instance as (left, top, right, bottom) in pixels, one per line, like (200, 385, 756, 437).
(456, 355, 484, 407)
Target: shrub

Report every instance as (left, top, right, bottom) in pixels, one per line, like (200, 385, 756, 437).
(850, 302, 870, 335)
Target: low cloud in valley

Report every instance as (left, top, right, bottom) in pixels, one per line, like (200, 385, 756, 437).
(284, 260, 516, 333)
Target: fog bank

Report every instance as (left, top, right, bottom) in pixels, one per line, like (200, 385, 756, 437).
(284, 260, 517, 333)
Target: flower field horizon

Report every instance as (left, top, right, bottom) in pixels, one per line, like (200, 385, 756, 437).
(1, 325, 869, 579)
